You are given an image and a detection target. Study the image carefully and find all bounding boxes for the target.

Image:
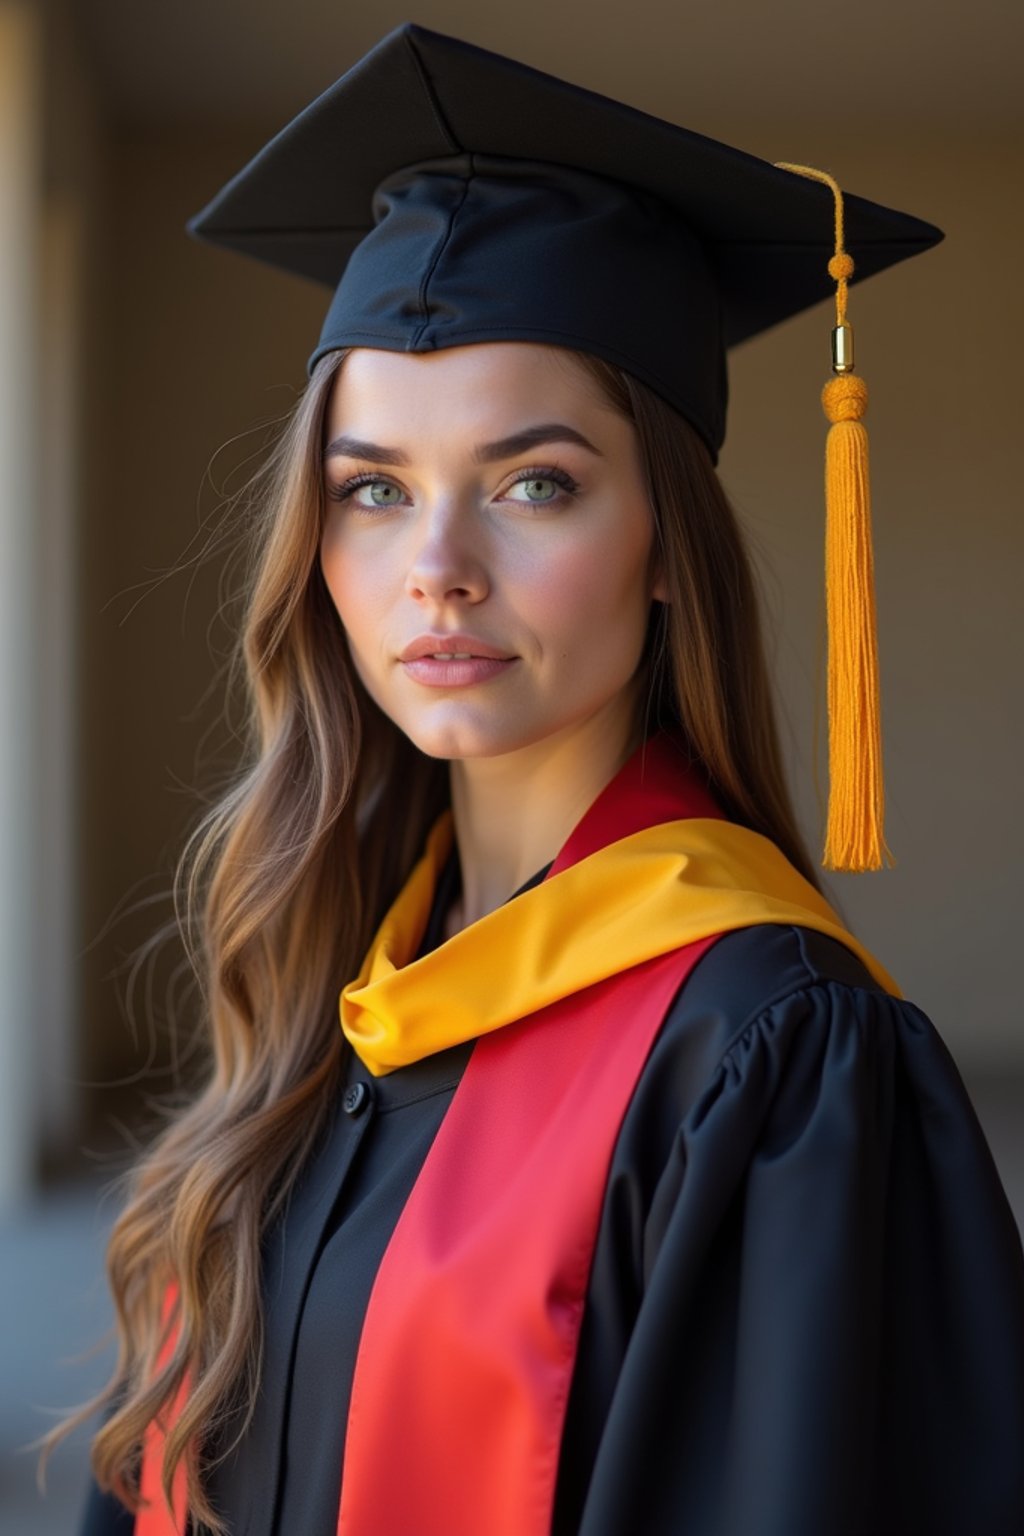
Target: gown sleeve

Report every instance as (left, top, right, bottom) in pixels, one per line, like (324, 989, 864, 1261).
(574, 972, 1024, 1536)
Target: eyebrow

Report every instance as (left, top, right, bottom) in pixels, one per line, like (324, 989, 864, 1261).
(321, 422, 603, 466)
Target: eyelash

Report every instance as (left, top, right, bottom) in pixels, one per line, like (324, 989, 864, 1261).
(324, 464, 581, 513)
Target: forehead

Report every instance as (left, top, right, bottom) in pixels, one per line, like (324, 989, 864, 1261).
(324, 342, 608, 435)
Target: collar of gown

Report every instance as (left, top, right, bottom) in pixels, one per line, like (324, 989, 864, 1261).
(340, 731, 901, 1076)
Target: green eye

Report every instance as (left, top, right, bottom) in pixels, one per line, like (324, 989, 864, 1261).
(511, 477, 558, 502)
(362, 480, 402, 505)
(505, 467, 580, 505)
(327, 474, 404, 510)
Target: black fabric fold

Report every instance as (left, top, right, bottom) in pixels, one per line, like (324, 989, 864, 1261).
(79, 905, 1024, 1536)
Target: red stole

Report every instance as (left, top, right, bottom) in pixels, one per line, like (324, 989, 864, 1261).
(137, 740, 730, 1534)
(335, 744, 725, 1533)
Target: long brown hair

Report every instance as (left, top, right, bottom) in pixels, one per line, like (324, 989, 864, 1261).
(47, 343, 824, 1529)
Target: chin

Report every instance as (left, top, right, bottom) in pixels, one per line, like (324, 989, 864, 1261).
(398, 716, 541, 762)
(379, 697, 569, 763)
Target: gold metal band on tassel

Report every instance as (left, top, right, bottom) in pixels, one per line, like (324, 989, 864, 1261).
(832, 322, 854, 372)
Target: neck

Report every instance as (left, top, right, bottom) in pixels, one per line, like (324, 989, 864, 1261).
(444, 693, 644, 936)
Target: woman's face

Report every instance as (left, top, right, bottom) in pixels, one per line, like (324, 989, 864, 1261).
(318, 342, 666, 761)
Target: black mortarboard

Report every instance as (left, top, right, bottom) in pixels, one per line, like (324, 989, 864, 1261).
(186, 20, 941, 465)
(186, 21, 944, 874)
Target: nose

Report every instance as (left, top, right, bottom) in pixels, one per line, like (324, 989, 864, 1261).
(403, 502, 489, 606)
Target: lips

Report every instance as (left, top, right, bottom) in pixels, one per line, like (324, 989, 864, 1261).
(399, 633, 515, 662)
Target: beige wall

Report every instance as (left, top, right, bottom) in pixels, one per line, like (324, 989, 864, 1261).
(75, 118, 1023, 1156)
(77, 127, 325, 1122)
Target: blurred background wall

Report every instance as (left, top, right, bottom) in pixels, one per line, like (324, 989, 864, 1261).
(1, 0, 1021, 1529)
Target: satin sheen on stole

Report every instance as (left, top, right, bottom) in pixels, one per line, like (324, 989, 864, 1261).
(336, 947, 722, 1536)
(135, 733, 900, 1535)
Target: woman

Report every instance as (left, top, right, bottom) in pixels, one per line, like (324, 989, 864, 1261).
(65, 21, 1024, 1536)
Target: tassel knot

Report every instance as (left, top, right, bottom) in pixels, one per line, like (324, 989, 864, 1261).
(823, 373, 868, 423)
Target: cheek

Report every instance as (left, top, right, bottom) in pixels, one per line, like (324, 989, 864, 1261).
(525, 529, 651, 660)
(320, 531, 387, 650)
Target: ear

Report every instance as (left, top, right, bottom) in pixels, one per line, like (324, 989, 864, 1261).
(650, 564, 670, 604)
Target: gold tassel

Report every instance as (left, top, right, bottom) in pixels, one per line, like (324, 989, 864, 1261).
(773, 163, 894, 872)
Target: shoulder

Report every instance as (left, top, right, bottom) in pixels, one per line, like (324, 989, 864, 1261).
(679, 920, 891, 1028)
(647, 915, 896, 1087)
(613, 923, 967, 1260)
(626, 922, 931, 1148)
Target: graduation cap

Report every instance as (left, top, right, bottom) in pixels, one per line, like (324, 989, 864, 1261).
(186, 20, 944, 873)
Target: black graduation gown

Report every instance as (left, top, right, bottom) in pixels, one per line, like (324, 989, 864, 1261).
(80, 848, 1024, 1536)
